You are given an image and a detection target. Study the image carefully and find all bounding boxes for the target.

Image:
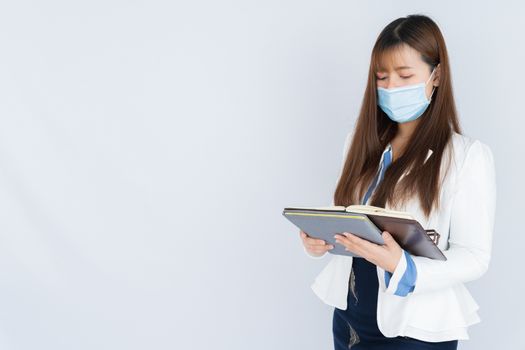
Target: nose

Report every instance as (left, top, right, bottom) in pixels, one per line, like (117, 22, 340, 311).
(386, 78, 400, 89)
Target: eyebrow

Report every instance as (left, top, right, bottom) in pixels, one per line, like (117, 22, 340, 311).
(376, 65, 413, 73)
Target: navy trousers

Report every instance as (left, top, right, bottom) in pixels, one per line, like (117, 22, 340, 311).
(332, 257, 459, 350)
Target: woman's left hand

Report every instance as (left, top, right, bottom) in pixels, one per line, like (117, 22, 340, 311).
(334, 231, 403, 273)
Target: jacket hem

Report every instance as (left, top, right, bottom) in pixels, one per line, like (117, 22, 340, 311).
(398, 325, 470, 342)
(310, 282, 347, 310)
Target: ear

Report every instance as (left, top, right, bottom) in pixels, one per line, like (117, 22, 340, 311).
(432, 63, 441, 87)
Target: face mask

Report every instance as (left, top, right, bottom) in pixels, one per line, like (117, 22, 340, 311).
(377, 67, 437, 123)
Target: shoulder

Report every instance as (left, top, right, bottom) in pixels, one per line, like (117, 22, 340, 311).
(448, 131, 496, 190)
(448, 131, 495, 170)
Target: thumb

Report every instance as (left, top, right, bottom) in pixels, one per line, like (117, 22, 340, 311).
(381, 231, 396, 245)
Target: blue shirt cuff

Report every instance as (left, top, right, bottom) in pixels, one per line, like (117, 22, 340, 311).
(384, 250, 418, 296)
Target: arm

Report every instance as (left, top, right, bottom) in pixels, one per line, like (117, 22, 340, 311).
(408, 140, 496, 295)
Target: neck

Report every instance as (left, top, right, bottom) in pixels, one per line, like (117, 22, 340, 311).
(396, 119, 420, 141)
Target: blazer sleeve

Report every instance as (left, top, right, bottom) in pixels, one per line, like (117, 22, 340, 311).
(383, 249, 417, 296)
(303, 130, 355, 260)
(409, 139, 497, 295)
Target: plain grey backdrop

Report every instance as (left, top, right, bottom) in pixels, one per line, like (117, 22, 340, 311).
(0, 1, 523, 349)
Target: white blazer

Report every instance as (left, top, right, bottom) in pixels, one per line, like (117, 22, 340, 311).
(304, 130, 497, 342)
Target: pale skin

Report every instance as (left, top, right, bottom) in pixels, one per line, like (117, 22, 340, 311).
(300, 43, 441, 273)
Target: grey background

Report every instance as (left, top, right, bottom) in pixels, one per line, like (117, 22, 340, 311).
(0, 1, 522, 349)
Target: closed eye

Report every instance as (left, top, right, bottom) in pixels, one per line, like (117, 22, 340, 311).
(377, 74, 414, 80)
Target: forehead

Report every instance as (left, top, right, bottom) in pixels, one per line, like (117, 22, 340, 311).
(376, 44, 425, 72)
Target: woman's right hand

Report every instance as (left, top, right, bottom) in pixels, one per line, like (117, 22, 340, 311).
(300, 230, 334, 257)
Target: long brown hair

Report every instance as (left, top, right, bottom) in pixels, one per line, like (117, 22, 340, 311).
(334, 14, 461, 219)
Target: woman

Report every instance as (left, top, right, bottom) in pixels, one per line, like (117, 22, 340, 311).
(299, 14, 496, 349)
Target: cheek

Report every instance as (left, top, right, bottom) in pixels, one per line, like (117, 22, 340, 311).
(376, 80, 388, 88)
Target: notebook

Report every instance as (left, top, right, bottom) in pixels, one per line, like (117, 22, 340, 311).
(283, 204, 446, 260)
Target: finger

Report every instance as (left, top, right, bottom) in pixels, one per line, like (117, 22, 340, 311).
(344, 232, 380, 248)
(299, 231, 307, 240)
(305, 237, 327, 246)
(334, 238, 363, 256)
(381, 231, 399, 248)
(307, 244, 334, 254)
(340, 233, 377, 255)
(299, 231, 326, 245)
(305, 241, 334, 250)
(300, 231, 318, 244)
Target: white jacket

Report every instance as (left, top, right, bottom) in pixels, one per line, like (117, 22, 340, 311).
(305, 130, 497, 342)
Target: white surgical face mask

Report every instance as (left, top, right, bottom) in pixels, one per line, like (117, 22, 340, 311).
(377, 67, 437, 123)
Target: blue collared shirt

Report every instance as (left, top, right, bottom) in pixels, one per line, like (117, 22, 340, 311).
(362, 143, 417, 297)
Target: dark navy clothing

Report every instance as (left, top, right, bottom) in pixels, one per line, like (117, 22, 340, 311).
(332, 143, 459, 349)
(332, 258, 458, 349)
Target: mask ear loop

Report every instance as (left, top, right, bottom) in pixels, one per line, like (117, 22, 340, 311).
(428, 87, 436, 102)
(426, 64, 439, 102)
(425, 65, 438, 85)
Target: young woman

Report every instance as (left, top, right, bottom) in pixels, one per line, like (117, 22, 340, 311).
(299, 14, 496, 349)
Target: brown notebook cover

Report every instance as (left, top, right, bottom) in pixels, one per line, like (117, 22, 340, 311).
(366, 214, 446, 261)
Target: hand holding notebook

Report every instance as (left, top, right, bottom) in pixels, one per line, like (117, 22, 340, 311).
(284, 204, 445, 260)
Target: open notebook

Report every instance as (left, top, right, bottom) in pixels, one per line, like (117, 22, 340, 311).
(283, 204, 446, 260)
